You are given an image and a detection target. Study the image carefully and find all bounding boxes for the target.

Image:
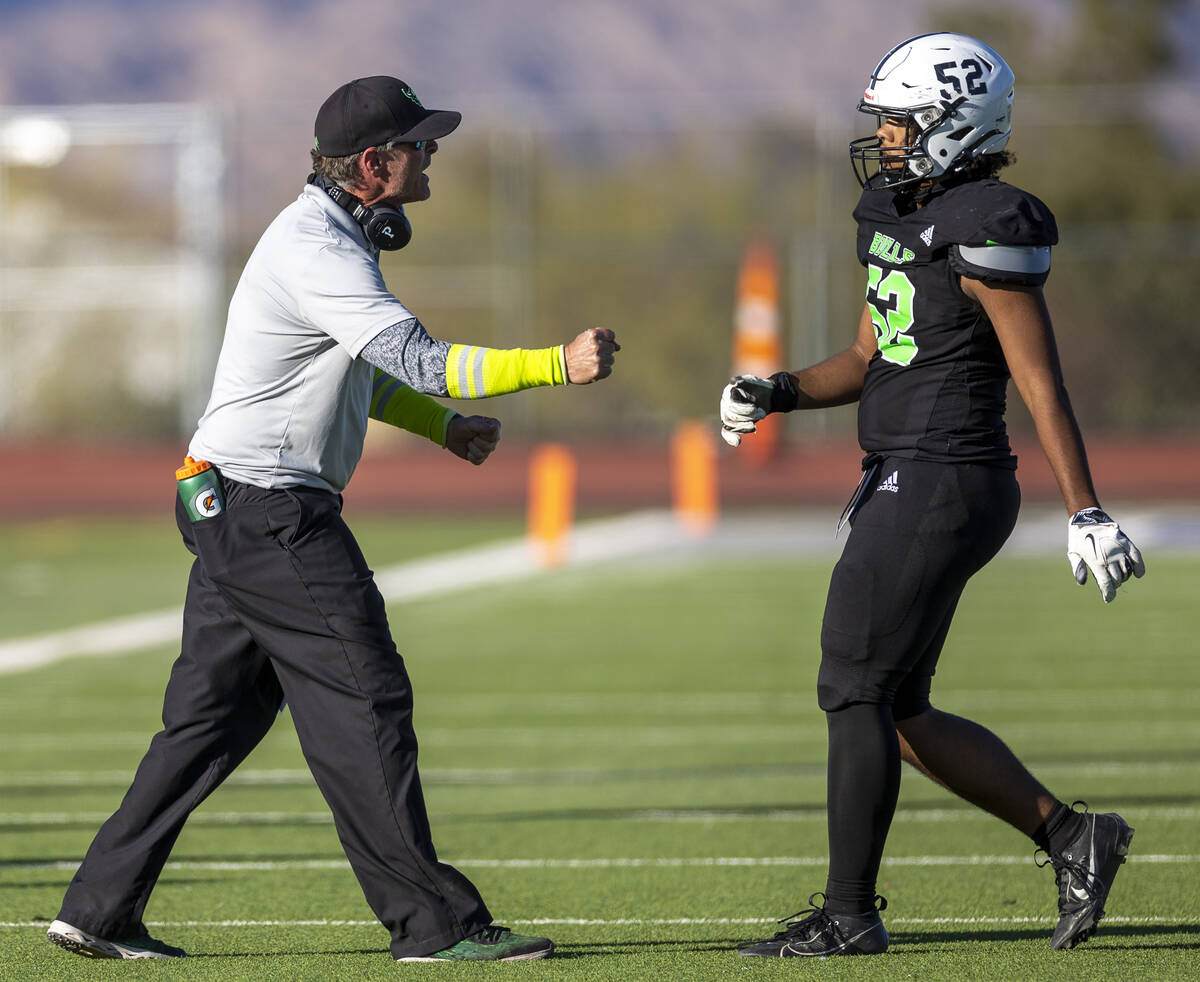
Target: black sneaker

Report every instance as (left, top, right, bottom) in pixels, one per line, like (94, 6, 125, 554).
(46, 919, 186, 959)
(1038, 804, 1135, 950)
(396, 924, 554, 962)
(738, 893, 888, 958)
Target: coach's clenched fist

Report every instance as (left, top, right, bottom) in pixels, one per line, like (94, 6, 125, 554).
(564, 328, 620, 384)
(445, 415, 501, 466)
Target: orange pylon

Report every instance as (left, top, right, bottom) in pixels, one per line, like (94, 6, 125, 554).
(527, 444, 576, 567)
(671, 421, 718, 536)
(731, 240, 783, 466)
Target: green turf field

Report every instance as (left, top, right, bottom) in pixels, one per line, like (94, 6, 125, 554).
(1, 515, 1197, 980)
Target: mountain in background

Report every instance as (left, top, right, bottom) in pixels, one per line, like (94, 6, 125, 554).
(0, 0, 1071, 127)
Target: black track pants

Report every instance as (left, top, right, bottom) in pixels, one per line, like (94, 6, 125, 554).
(57, 479, 490, 959)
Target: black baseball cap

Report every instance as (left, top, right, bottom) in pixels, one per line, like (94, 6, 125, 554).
(314, 76, 461, 157)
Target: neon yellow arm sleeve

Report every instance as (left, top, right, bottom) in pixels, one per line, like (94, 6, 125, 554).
(370, 370, 458, 447)
(444, 344, 568, 399)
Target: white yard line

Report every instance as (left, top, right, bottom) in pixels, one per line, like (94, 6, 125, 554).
(3, 760, 1197, 789)
(5, 805, 1200, 828)
(3, 808, 1198, 825)
(5, 807, 1200, 827)
(6, 721, 1200, 752)
(4, 854, 1196, 872)
(2, 913, 1196, 929)
(5, 687, 1199, 718)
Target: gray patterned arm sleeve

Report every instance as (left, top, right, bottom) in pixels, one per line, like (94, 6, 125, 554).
(360, 318, 452, 396)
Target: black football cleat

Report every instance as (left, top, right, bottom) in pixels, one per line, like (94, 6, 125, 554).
(738, 893, 888, 957)
(1039, 804, 1135, 950)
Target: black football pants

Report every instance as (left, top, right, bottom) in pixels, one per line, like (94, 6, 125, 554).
(817, 458, 1021, 911)
(56, 478, 490, 959)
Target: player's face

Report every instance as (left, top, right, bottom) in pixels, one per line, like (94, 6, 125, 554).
(876, 116, 911, 171)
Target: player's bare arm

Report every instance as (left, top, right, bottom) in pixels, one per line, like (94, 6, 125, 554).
(786, 303, 879, 409)
(962, 277, 1098, 514)
(719, 304, 875, 446)
(968, 276, 1144, 601)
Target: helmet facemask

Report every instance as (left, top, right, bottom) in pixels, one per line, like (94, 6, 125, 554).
(849, 99, 968, 190)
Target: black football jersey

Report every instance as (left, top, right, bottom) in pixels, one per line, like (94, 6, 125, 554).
(853, 177, 1058, 466)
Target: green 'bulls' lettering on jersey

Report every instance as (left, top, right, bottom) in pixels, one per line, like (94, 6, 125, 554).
(868, 231, 916, 265)
(866, 264, 918, 366)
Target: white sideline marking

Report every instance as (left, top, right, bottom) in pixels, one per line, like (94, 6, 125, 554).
(0, 511, 688, 675)
(7, 504, 1192, 676)
(2, 914, 1195, 929)
(6, 854, 1196, 872)
(0, 608, 184, 675)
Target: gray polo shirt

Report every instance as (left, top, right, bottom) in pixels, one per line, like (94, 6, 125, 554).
(189, 185, 412, 493)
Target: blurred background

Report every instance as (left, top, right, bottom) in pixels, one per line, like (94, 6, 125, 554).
(0, 0, 1198, 516)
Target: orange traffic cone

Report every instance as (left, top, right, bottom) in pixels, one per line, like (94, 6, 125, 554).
(731, 240, 783, 467)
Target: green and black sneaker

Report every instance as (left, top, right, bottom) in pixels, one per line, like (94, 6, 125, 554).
(397, 924, 554, 962)
(47, 919, 186, 959)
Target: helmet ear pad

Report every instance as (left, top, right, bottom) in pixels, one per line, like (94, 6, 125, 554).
(917, 85, 1013, 175)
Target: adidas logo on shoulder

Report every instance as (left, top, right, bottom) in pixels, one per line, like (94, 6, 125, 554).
(920, 225, 935, 247)
(877, 470, 900, 493)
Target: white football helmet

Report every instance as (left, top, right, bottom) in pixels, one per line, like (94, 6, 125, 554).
(850, 32, 1015, 189)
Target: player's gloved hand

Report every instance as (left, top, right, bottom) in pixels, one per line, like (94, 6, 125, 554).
(719, 375, 775, 447)
(1067, 507, 1146, 603)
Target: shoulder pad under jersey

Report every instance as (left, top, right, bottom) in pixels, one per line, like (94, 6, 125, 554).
(935, 180, 1059, 286)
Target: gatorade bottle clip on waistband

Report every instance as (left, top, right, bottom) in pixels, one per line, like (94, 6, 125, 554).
(176, 456, 226, 521)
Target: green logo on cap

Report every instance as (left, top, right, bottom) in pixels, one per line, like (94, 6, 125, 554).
(401, 86, 424, 109)
(314, 136, 320, 151)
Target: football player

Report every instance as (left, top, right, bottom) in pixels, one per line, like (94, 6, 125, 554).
(720, 32, 1144, 957)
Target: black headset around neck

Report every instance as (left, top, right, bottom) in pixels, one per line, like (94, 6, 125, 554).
(306, 173, 413, 250)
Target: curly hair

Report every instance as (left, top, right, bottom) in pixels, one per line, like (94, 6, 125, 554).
(954, 150, 1015, 181)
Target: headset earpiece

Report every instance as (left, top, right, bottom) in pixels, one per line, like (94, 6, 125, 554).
(360, 205, 412, 251)
(306, 174, 412, 251)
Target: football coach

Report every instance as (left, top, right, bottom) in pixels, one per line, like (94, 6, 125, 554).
(48, 75, 618, 964)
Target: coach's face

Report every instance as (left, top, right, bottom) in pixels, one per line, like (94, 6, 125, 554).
(380, 140, 438, 206)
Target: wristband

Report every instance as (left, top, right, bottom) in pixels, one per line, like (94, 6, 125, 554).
(768, 371, 801, 414)
(1070, 507, 1112, 526)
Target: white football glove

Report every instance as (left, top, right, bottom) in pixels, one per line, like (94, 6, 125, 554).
(1067, 507, 1146, 604)
(719, 375, 775, 447)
